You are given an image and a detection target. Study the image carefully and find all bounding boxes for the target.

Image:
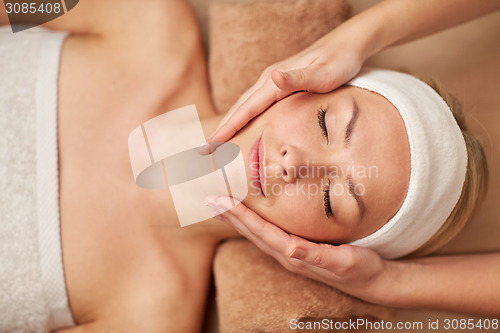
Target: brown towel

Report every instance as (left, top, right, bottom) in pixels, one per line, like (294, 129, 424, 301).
(208, 0, 350, 113)
(214, 239, 393, 333)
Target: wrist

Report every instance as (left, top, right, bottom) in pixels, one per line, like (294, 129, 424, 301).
(332, 1, 409, 63)
(316, 19, 383, 67)
(344, 14, 393, 63)
(367, 259, 418, 308)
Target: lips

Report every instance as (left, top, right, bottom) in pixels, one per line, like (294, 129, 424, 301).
(258, 137, 266, 195)
(248, 135, 265, 196)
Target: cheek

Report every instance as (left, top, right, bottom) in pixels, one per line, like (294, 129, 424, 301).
(272, 120, 311, 145)
(265, 105, 315, 143)
(253, 192, 326, 240)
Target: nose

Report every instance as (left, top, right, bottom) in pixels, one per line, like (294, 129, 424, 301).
(280, 145, 310, 183)
(279, 144, 337, 183)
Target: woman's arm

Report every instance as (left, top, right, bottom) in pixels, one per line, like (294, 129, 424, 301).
(210, 0, 500, 143)
(389, 253, 500, 316)
(207, 196, 500, 317)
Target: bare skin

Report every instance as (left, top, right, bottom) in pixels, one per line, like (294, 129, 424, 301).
(4, 0, 494, 328)
(2, 2, 410, 330)
(2, 1, 238, 331)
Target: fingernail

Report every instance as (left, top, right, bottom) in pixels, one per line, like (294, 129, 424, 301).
(197, 142, 210, 155)
(289, 248, 305, 259)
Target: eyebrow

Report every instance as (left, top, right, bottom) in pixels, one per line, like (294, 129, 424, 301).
(347, 175, 366, 219)
(344, 97, 359, 147)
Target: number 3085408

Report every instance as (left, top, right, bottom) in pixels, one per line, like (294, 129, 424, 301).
(5, 2, 62, 14)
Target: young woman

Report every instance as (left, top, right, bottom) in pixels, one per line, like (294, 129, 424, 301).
(0, 0, 488, 332)
(209, 0, 500, 318)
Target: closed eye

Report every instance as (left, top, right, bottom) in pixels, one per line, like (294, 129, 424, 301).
(317, 106, 328, 142)
(323, 179, 333, 218)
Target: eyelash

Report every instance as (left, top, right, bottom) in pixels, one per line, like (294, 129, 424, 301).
(317, 106, 328, 141)
(323, 180, 333, 218)
(318, 107, 332, 218)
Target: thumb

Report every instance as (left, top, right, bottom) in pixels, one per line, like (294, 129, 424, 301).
(271, 68, 312, 92)
(272, 66, 342, 94)
(289, 242, 348, 271)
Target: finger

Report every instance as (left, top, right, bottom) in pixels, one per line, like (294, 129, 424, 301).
(208, 87, 257, 143)
(215, 196, 293, 248)
(274, 66, 338, 94)
(213, 195, 355, 274)
(209, 85, 275, 143)
(211, 196, 305, 257)
(197, 141, 224, 156)
(225, 76, 265, 117)
(209, 78, 289, 143)
(225, 64, 278, 117)
(215, 86, 257, 132)
(271, 68, 311, 91)
(220, 210, 283, 258)
(209, 197, 366, 286)
(288, 242, 349, 272)
(208, 81, 267, 142)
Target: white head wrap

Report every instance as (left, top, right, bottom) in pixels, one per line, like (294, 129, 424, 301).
(346, 68, 468, 259)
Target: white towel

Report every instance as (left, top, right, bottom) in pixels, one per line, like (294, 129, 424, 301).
(0, 27, 74, 332)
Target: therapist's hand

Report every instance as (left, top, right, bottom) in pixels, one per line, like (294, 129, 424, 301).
(208, 32, 364, 143)
(208, 0, 500, 145)
(206, 196, 395, 304)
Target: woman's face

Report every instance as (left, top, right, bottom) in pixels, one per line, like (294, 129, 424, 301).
(229, 86, 410, 243)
